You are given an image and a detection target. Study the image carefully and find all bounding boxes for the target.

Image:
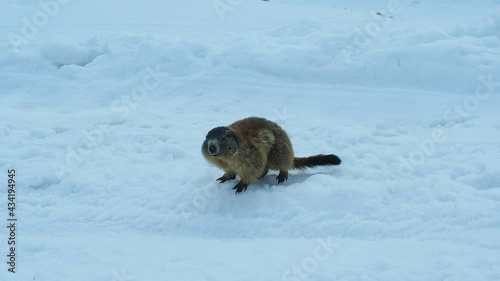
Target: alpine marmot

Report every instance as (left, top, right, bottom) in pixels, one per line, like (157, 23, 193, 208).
(202, 117, 341, 193)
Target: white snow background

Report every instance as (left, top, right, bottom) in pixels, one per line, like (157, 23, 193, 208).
(1, 0, 500, 280)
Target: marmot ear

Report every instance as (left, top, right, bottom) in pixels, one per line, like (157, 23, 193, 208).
(226, 130, 238, 142)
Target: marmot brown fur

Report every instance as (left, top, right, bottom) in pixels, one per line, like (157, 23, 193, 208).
(201, 117, 341, 194)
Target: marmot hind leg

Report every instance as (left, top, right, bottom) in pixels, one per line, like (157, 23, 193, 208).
(267, 138, 294, 172)
(277, 170, 289, 184)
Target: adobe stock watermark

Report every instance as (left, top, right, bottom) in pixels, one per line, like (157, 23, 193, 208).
(213, 0, 243, 21)
(111, 267, 135, 281)
(282, 236, 340, 281)
(273, 106, 296, 126)
(386, 75, 499, 187)
(7, 0, 72, 49)
(341, 0, 404, 63)
(178, 184, 223, 221)
(51, 65, 163, 180)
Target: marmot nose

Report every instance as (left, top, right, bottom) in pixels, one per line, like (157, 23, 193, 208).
(208, 141, 219, 156)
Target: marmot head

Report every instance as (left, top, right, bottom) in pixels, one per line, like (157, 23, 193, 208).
(202, 126, 239, 158)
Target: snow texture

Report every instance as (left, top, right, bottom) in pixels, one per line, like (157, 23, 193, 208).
(0, 0, 499, 280)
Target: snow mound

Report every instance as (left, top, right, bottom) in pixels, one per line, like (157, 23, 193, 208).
(39, 38, 107, 67)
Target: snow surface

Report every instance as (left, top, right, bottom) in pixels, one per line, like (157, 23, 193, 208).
(1, 0, 500, 280)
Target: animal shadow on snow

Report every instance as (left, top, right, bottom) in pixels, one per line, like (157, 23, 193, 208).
(248, 170, 340, 192)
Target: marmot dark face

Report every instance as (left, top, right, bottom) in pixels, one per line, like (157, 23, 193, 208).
(202, 126, 239, 158)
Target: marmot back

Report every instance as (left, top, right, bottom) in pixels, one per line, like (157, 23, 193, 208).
(202, 117, 341, 194)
